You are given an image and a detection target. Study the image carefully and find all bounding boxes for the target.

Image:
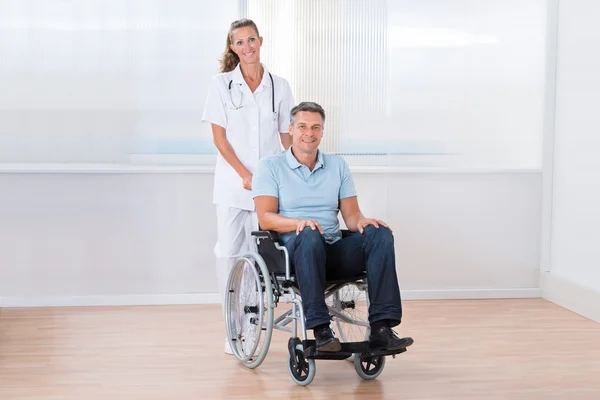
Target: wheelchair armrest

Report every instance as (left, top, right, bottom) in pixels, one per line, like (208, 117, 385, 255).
(252, 230, 290, 279)
(254, 229, 350, 241)
(251, 230, 281, 242)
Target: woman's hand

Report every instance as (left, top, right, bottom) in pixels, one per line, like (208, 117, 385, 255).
(242, 174, 253, 190)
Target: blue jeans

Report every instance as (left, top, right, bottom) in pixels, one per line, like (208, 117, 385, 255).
(284, 226, 403, 330)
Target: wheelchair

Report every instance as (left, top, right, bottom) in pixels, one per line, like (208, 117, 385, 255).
(224, 229, 412, 386)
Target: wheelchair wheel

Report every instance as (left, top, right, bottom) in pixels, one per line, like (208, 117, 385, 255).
(354, 354, 386, 380)
(287, 344, 316, 386)
(327, 283, 370, 361)
(225, 251, 274, 369)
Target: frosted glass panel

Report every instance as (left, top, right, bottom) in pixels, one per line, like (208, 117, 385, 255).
(0, 0, 237, 163)
(387, 0, 546, 168)
(0, 0, 547, 168)
(247, 0, 388, 155)
(246, 0, 547, 168)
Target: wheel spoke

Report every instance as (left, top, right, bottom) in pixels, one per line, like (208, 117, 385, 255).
(360, 356, 383, 374)
(326, 283, 369, 348)
(229, 258, 266, 359)
(290, 350, 309, 380)
(226, 254, 274, 370)
(301, 362, 309, 375)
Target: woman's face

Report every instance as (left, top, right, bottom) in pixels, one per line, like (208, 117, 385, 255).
(230, 26, 262, 65)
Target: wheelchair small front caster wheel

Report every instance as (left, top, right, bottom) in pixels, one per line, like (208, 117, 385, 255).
(288, 344, 316, 386)
(354, 354, 386, 380)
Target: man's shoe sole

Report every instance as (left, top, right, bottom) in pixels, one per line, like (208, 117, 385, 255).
(316, 339, 342, 352)
(369, 336, 414, 351)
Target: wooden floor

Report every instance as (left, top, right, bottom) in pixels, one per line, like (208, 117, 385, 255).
(1, 299, 599, 399)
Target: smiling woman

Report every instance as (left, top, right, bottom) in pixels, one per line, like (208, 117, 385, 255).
(200, 17, 296, 355)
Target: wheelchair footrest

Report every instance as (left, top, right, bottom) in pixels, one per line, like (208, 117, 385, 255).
(303, 340, 409, 360)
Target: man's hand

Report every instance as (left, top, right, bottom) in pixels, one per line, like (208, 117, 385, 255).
(242, 174, 253, 190)
(296, 219, 324, 235)
(356, 218, 390, 234)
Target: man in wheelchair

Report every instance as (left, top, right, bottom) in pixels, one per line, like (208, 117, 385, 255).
(252, 101, 413, 353)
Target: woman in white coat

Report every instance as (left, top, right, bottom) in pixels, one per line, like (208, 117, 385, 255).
(202, 18, 295, 354)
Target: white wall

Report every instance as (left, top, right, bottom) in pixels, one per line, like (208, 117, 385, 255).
(542, 0, 600, 322)
(0, 171, 542, 306)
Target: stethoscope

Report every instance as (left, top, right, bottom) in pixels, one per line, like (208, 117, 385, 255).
(228, 72, 276, 120)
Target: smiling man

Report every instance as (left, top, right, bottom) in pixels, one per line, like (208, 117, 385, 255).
(252, 102, 413, 353)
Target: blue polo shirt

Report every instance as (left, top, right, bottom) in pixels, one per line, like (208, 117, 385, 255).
(252, 147, 357, 244)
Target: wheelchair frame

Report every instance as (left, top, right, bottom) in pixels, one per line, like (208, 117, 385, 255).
(224, 230, 410, 386)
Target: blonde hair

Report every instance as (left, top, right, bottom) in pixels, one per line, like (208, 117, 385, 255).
(220, 19, 260, 73)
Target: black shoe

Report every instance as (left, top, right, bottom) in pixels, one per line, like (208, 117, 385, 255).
(314, 326, 342, 352)
(369, 326, 414, 350)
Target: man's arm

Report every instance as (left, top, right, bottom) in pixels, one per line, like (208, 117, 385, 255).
(337, 157, 390, 233)
(339, 196, 364, 232)
(340, 196, 390, 234)
(255, 195, 323, 234)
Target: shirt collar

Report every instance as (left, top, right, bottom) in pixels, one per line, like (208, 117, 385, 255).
(230, 63, 271, 88)
(285, 147, 325, 170)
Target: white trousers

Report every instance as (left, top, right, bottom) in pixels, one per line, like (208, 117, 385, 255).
(214, 205, 258, 310)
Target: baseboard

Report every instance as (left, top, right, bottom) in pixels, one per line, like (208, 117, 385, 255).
(0, 293, 220, 308)
(541, 272, 600, 323)
(0, 288, 540, 308)
(402, 288, 542, 300)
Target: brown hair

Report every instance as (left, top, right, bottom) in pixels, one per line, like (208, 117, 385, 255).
(290, 102, 326, 125)
(220, 19, 260, 73)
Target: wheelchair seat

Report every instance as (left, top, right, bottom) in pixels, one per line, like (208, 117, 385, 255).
(252, 229, 367, 285)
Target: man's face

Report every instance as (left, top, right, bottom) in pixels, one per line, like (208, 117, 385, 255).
(289, 111, 324, 155)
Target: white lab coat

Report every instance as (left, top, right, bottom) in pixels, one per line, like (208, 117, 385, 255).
(202, 63, 295, 210)
(202, 63, 295, 310)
